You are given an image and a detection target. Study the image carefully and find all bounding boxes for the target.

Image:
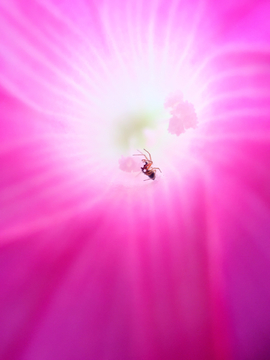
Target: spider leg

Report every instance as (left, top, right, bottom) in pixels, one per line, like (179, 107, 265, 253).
(135, 171, 142, 178)
(133, 153, 148, 160)
(143, 149, 152, 161)
(152, 167, 162, 173)
(133, 151, 150, 162)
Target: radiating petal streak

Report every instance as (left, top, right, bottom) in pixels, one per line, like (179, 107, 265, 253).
(0, 26, 97, 108)
(0, 3, 102, 94)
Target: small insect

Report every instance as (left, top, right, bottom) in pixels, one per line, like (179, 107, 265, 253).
(133, 149, 162, 181)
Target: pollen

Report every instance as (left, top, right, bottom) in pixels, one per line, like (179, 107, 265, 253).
(165, 91, 198, 136)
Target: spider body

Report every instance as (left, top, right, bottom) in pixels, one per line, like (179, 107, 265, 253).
(133, 149, 162, 181)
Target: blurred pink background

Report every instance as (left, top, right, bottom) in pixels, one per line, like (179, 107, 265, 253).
(0, 0, 270, 359)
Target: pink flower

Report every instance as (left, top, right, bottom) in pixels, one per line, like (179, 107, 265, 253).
(0, 1, 270, 360)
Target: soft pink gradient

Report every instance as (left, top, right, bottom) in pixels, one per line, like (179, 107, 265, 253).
(1, 0, 270, 359)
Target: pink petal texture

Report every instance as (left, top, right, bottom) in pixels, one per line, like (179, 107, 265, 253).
(0, 1, 270, 360)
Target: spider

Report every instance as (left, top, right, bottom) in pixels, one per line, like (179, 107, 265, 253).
(133, 149, 162, 181)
